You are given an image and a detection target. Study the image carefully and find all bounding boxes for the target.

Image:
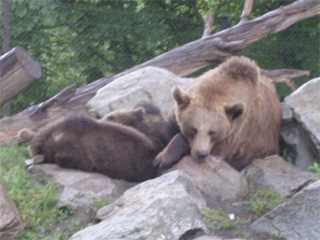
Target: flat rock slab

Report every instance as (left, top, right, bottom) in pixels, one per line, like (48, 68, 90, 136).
(281, 77, 320, 170)
(250, 180, 320, 240)
(193, 237, 244, 240)
(168, 156, 248, 206)
(71, 170, 206, 240)
(28, 164, 135, 224)
(242, 155, 317, 197)
(0, 179, 24, 240)
(86, 66, 193, 117)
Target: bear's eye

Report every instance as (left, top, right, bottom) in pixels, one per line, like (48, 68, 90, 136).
(191, 127, 198, 135)
(208, 131, 217, 138)
(106, 116, 115, 121)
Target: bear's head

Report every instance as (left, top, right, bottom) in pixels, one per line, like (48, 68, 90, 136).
(172, 85, 245, 161)
(103, 107, 145, 127)
(103, 102, 172, 151)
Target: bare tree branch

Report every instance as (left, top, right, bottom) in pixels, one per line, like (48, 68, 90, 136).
(241, 0, 253, 22)
(202, 11, 214, 38)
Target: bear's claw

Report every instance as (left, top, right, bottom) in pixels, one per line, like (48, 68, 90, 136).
(25, 159, 34, 169)
(152, 156, 172, 169)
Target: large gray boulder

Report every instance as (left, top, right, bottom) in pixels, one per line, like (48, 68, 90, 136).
(28, 164, 135, 225)
(70, 170, 207, 240)
(250, 180, 320, 240)
(281, 77, 320, 170)
(86, 66, 193, 118)
(0, 179, 24, 240)
(168, 156, 248, 206)
(242, 155, 317, 197)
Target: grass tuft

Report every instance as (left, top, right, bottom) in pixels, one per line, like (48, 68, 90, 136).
(0, 142, 83, 239)
(308, 162, 320, 179)
(246, 189, 284, 217)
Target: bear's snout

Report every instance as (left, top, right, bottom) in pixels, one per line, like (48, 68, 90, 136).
(196, 150, 208, 159)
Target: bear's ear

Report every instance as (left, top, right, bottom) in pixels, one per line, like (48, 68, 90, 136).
(225, 103, 245, 121)
(18, 128, 35, 142)
(173, 86, 191, 109)
(134, 107, 145, 121)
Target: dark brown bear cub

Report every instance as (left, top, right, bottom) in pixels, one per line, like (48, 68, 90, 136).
(18, 103, 172, 182)
(104, 101, 177, 152)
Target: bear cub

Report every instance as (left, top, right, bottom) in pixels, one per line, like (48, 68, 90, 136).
(104, 101, 177, 152)
(18, 102, 173, 182)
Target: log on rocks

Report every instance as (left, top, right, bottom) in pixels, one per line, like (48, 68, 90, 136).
(0, 46, 42, 106)
(0, 0, 318, 146)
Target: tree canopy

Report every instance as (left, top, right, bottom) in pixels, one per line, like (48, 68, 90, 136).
(1, 0, 319, 115)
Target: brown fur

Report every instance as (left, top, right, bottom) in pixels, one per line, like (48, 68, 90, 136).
(18, 113, 159, 182)
(104, 101, 178, 152)
(154, 56, 282, 170)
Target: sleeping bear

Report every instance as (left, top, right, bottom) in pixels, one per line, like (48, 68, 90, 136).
(18, 102, 174, 182)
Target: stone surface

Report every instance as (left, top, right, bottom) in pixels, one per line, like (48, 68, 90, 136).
(250, 180, 320, 240)
(168, 156, 248, 206)
(28, 164, 135, 225)
(242, 155, 317, 197)
(0, 179, 24, 240)
(86, 66, 193, 117)
(193, 237, 244, 240)
(70, 170, 206, 240)
(281, 77, 320, 170)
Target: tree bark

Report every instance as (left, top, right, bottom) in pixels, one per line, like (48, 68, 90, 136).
(0, 0, 318, 145)
(0, 46, 42, 106)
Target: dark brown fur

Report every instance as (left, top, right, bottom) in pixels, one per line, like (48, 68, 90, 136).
(154, 56, 282, 170)
(104, 101, 178, 152)
(19, 113, 159, 182)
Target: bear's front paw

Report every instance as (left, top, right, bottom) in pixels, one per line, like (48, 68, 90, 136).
(153, 151, 178, 169)
(25, 159, 34, 169)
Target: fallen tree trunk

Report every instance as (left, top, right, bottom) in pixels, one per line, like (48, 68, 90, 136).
(0, 0, 318, 145)
(0, 46, 42, 106)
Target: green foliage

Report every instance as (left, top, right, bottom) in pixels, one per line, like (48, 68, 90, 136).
(308, 162, 320, 179)
(0, 143, 83, 239)
(202, 207, 250, 232)
(246, 189, 284, 217)
(93, 198, 111, 212)
(1, 0, 318, 114)
(202, 186, 285, 239)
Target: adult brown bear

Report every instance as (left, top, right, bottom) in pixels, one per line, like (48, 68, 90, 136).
(18, 102, 172, 182)
(154, 56, 282, 171)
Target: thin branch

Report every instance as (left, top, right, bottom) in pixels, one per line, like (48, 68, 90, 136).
(241, 0, 253, 23)
(202, 11, 214, 38)
(261, 69, 310, 92)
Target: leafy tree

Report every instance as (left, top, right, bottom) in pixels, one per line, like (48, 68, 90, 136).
(0, 0, 318, 115)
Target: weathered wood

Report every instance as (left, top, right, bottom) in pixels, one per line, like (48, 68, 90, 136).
(202, 11, 213, 38)
(30, 84, 77, 121)
(129, 0, 319, 77)
(261, 69, 310, 92)
(241, 0, 253, 22)
(261, 69, 310, 82)
(0, 46, 42, 106)
(0, 0, 318, 146)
